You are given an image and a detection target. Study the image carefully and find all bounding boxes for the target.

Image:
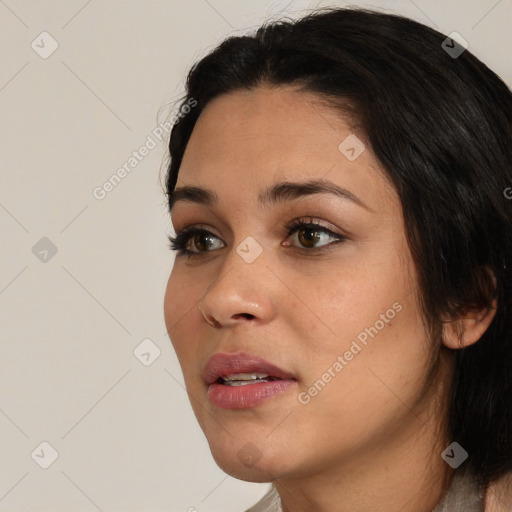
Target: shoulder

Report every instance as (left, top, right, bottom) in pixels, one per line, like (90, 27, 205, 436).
(485, 471, 512, 512)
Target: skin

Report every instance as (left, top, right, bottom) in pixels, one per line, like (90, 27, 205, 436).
(163, 86, 496, 512)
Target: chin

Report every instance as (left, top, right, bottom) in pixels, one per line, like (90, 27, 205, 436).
(205, 434, 298, 483)
(209, 445, 277, 483)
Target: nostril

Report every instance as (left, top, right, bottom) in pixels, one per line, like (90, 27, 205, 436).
(234, 313, 254, 320)
(202, 311, 222, 328)
(209, 316, 222, 328)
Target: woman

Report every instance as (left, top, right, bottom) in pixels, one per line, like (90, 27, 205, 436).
(163, 7, 512, 511)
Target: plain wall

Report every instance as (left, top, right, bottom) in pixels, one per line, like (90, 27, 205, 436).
(1, 0, 511, 510)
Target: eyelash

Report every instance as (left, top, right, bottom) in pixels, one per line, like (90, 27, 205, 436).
(168, 217, 347, 259)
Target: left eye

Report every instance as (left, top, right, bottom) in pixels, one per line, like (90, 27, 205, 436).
(284, 221, 344, 250)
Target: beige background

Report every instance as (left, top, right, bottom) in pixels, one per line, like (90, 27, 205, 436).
(0, 0, 510, 511)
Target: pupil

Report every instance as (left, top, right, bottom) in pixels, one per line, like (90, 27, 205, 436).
(195, 233, 213, 251)
(299, 228, 320, 248)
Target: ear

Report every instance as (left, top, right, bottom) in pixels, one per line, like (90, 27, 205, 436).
(441, 298, 498, 350)
(442, 266, 498, 350)
(441, 304, 496, 349)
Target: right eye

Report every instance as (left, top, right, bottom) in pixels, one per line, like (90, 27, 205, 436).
(168, 227, 225, 258)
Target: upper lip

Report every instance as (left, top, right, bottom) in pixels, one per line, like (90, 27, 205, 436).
(203, 351, 296, 385)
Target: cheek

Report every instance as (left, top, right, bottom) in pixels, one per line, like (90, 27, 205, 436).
(164, 263, 206, 321)
(164, 268, 203, 365)
(289, 244, 426, 388)
(284, 256, 411, 352)
(300, 280, 429, 415)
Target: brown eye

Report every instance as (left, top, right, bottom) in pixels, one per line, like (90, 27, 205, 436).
(297, 227, 322, 249)
(189, 232, 220, 253)
(169, 227, 225, 257)
(285, 220, 344, 250)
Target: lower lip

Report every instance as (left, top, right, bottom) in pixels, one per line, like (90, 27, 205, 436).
(208, 380, 297, 409)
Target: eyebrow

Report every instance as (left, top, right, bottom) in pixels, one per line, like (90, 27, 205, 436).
(168, 179, 374, 214)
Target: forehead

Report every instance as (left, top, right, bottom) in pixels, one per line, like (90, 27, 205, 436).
(176, 86, 397, 214)
(181, 87, 348, 171)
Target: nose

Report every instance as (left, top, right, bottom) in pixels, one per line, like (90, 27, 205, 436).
(198, 251, 276, 329)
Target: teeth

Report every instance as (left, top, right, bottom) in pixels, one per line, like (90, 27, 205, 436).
(225, 380, 266, 386)
(221, 373, 269, 382)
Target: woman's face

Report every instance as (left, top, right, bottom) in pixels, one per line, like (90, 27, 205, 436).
(164, 86, 439, 482)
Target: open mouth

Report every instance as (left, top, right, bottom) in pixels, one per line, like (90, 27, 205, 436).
(217, 373, 283, 386)
(203, 352, 298, 409)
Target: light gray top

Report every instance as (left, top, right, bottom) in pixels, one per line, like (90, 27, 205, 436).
(245, 470, 485, 512)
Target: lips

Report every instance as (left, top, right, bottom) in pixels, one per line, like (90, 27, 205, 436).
(203, 352, 295, 385)
(203, 352, 297, 409)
